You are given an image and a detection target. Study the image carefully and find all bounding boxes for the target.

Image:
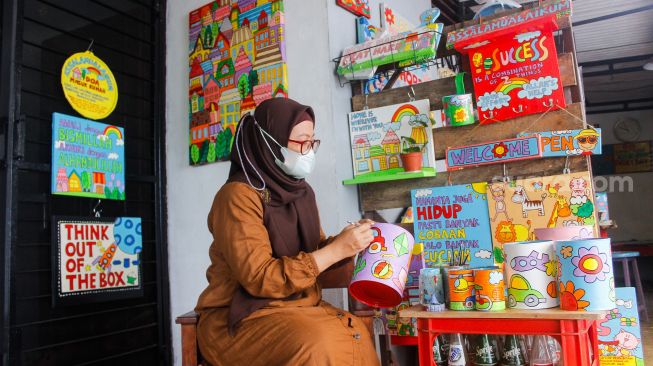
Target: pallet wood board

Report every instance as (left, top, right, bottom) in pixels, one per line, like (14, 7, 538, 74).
(357, 103, 589, 211)
(351, 53, 577, 111)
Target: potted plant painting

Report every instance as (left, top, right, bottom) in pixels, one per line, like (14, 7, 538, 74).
(400, 136, 426, 172)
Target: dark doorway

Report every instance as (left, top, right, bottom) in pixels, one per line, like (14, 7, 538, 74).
(0, 0, 170, 365)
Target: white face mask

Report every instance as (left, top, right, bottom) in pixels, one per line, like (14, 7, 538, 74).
(258, 125, 316, 180)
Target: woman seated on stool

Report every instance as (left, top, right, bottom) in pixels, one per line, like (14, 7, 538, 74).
(195, 98, 380, 366)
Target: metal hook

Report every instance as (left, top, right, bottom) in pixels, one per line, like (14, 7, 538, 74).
(512, 105, 524, 113)
(86, 38, 95, 52)
(563, 156, 571, 175)
(447, 172, 453, 186)
(502, 164, 510, 183)
(92, 199, 102, 218)
(542, 98, 554, 108)
(408, 87, 416, 102)
(363, 94, 369, 110)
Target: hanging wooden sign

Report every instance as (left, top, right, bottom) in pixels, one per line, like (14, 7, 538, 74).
(52, 216, 143, 306)
(446, 136, 542, 171)
(450, 1, 570, 123)
(51, 113, 125, 200)
(519, 128, 602, 157)
(446, 0, 572, 49)
(61, 51, 118, 120)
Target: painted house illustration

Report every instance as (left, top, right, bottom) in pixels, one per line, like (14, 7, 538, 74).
(203, 75, 221, 111)
(219, 88, 241, 128)
(93, 172, 106, 195)
(56, 168, 68, 192)
(253, 83, 272, 105)
(216, 58, 235, 93)
(68, 170, 82, 193)
(254, 44, 286, 93)
(381, 129, 401, 168)
(352, 135, 372, 173)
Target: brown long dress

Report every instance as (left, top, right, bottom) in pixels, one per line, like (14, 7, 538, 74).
(195, 182, 379, 366)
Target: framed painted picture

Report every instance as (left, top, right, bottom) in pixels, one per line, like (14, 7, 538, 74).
(188, 0, 288, 165)
(52, 113, 125, 200)
(52, 216, 143, 306)
(613, 141, 653, 174)
(344, 99, 436, 184)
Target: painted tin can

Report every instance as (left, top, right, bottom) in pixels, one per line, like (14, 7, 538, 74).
(349, 223, 415, 308)
(473, 267, 506, 311)
(504, 240, 559, 309)
(419, 268, 445, 309)
(448, 268, 475, 311)
(556, 238, 615, 311)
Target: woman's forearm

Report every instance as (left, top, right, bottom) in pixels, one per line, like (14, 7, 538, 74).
(311, 241, 347, 273)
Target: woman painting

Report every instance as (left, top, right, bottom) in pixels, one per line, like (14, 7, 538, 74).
(195, 98, 380, 365)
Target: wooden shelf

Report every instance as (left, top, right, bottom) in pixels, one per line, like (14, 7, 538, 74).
(399, 305, 606, 321)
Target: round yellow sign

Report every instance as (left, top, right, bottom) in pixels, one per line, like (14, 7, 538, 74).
(61, 51, 118, 120)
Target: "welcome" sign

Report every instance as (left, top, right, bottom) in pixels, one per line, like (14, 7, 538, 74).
(446, 136, 542, 170)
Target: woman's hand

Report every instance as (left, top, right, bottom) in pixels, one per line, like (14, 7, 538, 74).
(333, 220, 375, 258)
(311, 220, 375, 273)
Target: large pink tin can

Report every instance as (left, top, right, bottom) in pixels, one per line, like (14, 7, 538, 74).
(349, 223, 415, 308)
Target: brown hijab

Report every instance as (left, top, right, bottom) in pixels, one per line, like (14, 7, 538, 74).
(226, 98, 321, 334)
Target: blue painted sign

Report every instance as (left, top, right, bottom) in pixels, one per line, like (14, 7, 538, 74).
(519, 128, 602, 157)
(52, 113, 125, 200)
(599, 287, 644, 365)
(411, 184, 495, 268)
(446, 136, 541, 171)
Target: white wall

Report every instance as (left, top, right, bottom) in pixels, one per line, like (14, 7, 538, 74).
(165, 1, 428, 365)
(589, 109, 653, 242)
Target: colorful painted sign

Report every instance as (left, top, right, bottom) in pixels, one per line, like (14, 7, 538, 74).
(337, 0, 370, 18)
(486, 173, 599, 265)
(446, 0, 572, 49)
(599, 287, 645, 366)
(356, 16, 379, 44)
(349, 223, 415, 308)
(52, 113, 125, 200)
(337, 24, 443, 80)
(557, 238, 615, 311)
(61, 51, 118, 120)
(345, 99, 436, 184)
(411, 184, 495, 268)
(446, 136, 541, 171)
(519, 128, 602, 157)
(504, 240, 559, 309)
(613, 141, 653, 174)
(188, 0, 288, 166)
(450, 3, 568, 123)
(52, 217, 143, 306)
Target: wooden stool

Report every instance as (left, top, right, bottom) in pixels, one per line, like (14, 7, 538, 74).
(175, 311, 211, 366)
(613, 251, 648, 322)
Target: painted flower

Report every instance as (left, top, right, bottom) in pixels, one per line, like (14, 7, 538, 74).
(571, 246, 611, 283)
(454, 109, 468, 123)
(385, 8, 395, 25)
(560, 246, 573, 258)
(492, 142, 508, 158)
(559, 281, 590, 311)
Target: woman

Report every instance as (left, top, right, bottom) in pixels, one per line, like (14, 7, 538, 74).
(195, 98, 380, 366)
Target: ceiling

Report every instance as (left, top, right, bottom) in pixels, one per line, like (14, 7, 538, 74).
(437, 0, 653, 113)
